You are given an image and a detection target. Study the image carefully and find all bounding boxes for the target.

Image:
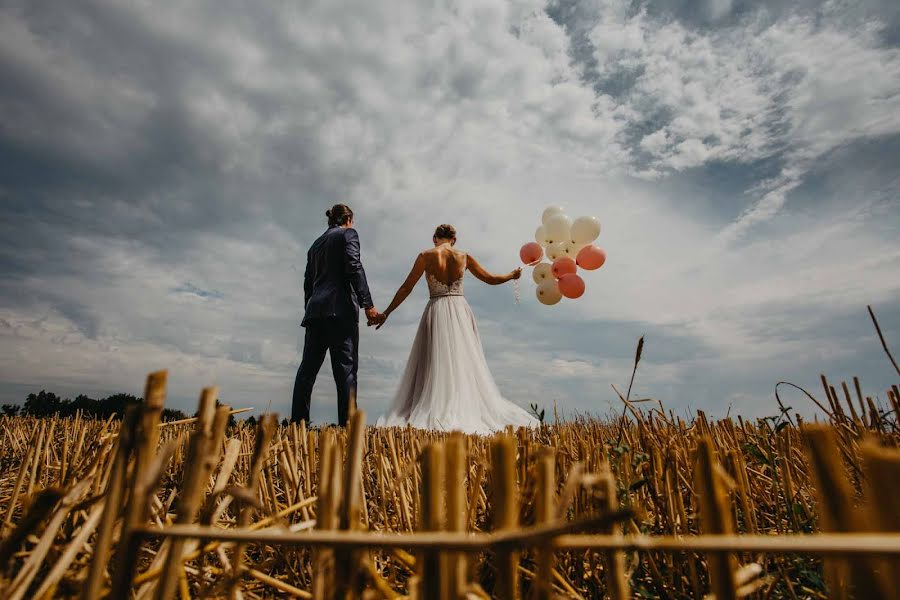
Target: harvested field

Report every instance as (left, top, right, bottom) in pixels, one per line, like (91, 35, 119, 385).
(0, 371, 898, 599)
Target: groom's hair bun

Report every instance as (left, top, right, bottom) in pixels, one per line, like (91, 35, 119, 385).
(327, 203, 354, 227)
(434, 224, 456, 240)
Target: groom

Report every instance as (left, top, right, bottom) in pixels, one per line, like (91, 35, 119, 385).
(291, 203, 381, 426)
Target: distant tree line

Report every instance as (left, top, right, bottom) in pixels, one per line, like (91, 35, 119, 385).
(1, 390, 188, 421)
(243, 416, 292, 428)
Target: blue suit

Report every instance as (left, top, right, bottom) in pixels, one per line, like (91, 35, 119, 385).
(292, 226, 373, 426)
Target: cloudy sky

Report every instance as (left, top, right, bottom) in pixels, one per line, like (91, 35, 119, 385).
(1, 0, 899, 422)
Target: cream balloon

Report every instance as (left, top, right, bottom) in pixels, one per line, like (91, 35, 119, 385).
(536, 279, 562, 305)
(570, 215, 601, 244)
(544, 214, 571, 244)
(545, 241, 566, 261)
(532, 262, 553, 284)
(535, 225, 550, 247)
(561, 240, 585, 258)
(542, 206, 565, 226)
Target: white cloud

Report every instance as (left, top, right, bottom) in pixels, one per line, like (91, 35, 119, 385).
(583, 2, 900, 239)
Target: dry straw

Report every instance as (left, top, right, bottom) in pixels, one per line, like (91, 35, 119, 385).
(0, 365, 898, 598)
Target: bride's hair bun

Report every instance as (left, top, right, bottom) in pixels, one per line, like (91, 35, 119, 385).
(327, 204, 353, 227)
(434, 224, 456, 240)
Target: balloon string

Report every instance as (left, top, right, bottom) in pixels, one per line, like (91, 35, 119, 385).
(515, 259, 540, 305)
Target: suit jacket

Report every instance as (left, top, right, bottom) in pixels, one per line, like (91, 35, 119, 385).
(302, 226, 373, 326)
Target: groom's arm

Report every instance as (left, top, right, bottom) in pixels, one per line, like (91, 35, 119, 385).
(303, 251, 313, 307)
(343, 228, 374, 310)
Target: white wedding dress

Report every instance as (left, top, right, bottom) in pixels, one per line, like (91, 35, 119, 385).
(377, 259, 539, 434)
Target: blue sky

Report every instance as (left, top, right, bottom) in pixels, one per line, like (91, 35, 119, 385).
(0, 0, 898, 423)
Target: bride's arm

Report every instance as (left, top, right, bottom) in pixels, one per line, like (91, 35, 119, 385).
(467, 254, 522, 285)
(380, 253, 427, 325)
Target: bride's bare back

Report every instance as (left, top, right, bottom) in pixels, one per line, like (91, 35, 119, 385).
(421, 246, 467, 285)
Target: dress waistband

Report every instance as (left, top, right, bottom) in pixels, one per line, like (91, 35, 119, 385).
(429, 293, 465, 299)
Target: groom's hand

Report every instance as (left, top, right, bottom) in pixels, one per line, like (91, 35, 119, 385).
(365, 306, 379, 326)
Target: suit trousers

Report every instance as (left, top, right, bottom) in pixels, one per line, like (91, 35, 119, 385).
(291, 317, 359, 426)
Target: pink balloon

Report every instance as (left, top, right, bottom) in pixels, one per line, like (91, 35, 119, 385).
(519, 242, 543, 265)
(576, 245, 607, 270)
(558, 273, 585, 299)
(551, 256, 577, 279)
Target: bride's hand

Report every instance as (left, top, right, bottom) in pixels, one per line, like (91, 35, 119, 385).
(510, 267, 522, 281)
(374, 312, 389, 330)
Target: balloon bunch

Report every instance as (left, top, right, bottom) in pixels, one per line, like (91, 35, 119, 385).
(519, 206, 606, 305)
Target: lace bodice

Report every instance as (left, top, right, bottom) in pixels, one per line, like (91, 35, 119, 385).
(426, 272, 465, 298)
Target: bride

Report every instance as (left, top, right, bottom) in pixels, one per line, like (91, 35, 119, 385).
(374, 224, 539, 434)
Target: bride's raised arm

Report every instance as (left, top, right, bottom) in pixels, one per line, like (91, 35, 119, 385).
(467, 254, 521, 285)
(379, 253, 427, 327)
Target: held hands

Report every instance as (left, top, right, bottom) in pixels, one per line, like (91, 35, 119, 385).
(365, 306, 388, 329)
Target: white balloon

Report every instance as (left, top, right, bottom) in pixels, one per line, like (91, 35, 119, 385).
(544, 214, 571, 244)
(561, 240, 585, 258)
(532, 262, 553, 284)
(541, 206, 565, 226)
(536, 280, 562, 305)
(570, 216, 601, 244)
(546, 241, 566, 261)
(535, 225, 550, 247)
